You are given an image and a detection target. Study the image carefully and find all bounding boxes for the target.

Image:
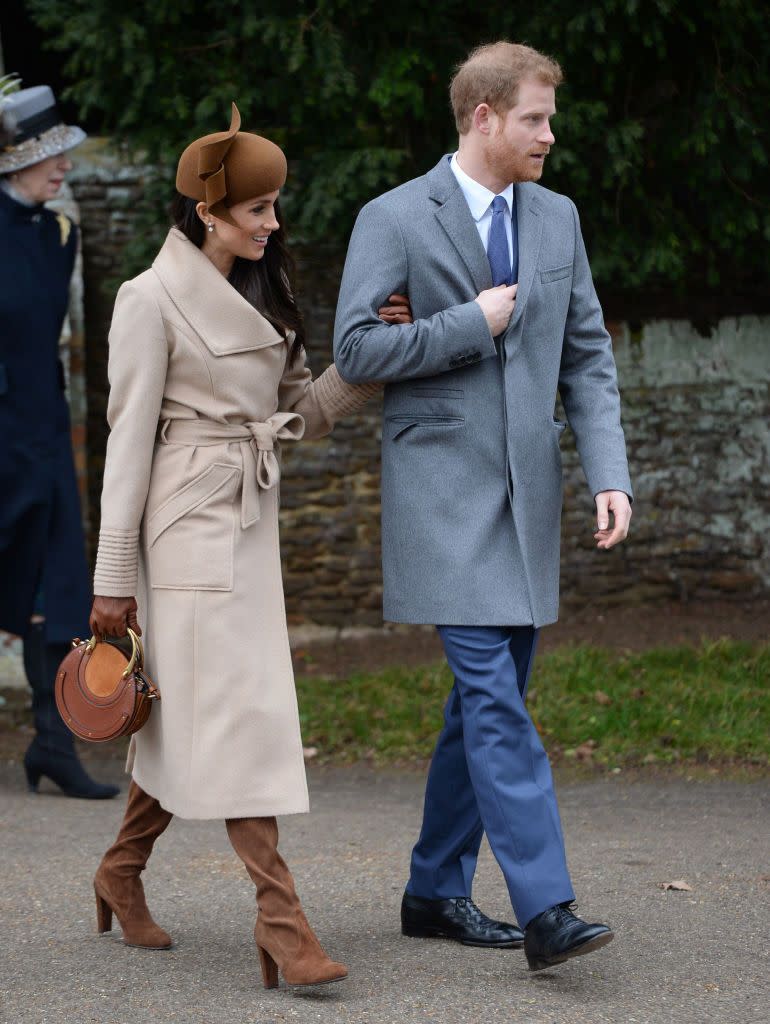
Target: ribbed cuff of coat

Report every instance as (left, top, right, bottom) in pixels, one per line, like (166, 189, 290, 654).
(93, 527, 140, 597)
(313, 364, 381, 422)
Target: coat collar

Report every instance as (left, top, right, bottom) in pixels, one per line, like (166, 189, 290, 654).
(151, 228, 283, 355)
(426, 156, 544, 331)
(0, 182, 46, 223)
(428, 156, 492, 295)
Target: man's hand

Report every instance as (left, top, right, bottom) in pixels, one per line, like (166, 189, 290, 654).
(475, 284, 518, 337)
(90, 596, 141, 639)
(377, 293, 413, 324)
(594, 491, 632, 550)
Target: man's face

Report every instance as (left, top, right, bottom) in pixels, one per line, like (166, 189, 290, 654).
(486, 77, 556, 184)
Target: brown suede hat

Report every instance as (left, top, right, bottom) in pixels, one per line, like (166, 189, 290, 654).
(176, 103, 287, 226)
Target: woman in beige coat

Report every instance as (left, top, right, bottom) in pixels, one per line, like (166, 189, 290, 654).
(89, 105, 409, 989)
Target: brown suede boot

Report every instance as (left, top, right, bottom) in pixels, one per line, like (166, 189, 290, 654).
(94, 779, 173, 949)
(225, 816, 348, 988)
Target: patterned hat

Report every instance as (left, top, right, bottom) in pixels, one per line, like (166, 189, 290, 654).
(0, 79, 86, 174)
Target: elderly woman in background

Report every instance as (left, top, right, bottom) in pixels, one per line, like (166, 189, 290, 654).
(89, 104, 409, 989)
(0, 78, 118, 800)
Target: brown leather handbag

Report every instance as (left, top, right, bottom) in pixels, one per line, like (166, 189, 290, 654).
(54, 629, 160, 743)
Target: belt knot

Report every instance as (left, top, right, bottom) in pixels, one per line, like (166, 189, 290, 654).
(241, 412, 304, 525)
(157, 412, 305, 529)
(247, 420, 279, 452)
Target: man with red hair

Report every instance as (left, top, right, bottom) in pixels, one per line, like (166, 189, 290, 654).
(335, 42, 632, 971)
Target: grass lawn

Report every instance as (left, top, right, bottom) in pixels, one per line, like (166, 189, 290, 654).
(296, 639, 770, 770)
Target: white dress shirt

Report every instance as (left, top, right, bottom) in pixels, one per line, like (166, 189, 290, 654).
(450, 152, 514, 265)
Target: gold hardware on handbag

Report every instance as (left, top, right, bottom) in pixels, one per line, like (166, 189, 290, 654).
(54, 629, 160, 743)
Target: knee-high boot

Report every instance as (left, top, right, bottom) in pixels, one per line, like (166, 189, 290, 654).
(94, 779, 174, 948)
(225, 816, 348, 988)
(23, 621, 119, 799)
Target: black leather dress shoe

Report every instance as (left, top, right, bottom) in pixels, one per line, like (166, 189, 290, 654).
(524, 903, 613, 971)
(401, 892, 524, 947)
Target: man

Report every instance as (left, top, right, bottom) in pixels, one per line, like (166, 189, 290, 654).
(333, 42, 632, 971)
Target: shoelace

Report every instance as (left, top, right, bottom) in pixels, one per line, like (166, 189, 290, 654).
(455, 898, 490, 925)
(553, 902, 579, 926)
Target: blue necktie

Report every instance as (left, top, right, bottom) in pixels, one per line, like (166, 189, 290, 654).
(487, 194, 518, 286)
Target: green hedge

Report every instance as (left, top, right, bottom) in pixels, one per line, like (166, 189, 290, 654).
(30, 1, 770, 302)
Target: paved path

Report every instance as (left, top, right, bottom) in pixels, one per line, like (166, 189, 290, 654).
(1, 762, 768, 1024)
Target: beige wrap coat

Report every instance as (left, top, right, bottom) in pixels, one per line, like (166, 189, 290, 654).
(93, 228, 378, 819)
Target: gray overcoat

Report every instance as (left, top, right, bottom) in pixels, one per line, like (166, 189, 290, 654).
(333, 155, 632, 627)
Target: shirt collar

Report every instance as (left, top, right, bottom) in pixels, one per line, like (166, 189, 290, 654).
(450, 152, 514, 221)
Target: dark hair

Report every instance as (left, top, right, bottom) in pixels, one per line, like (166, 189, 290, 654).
(170, 192, 305, 363)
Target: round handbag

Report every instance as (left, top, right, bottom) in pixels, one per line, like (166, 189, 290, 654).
(54, 629, 160, 743)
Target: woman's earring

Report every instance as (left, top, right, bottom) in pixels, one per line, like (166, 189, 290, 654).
(207, 222, 214, 233)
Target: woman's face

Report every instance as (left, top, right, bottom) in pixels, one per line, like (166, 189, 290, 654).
(10, 153, 72, 203)
(199, 191, 281, 263)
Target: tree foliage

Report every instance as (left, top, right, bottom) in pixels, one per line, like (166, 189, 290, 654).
(29, 0, 770, 301)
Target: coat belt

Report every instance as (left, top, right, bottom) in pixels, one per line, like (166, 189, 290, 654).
(158, 414, 305, 528)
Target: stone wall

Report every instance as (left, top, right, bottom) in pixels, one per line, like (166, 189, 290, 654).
(599, 318, 770, 604)
(67, 144, 770, 626)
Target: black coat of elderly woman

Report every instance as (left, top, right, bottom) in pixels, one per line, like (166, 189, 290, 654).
(0, 79, 118, 799)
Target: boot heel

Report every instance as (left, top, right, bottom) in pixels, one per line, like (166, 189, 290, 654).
(258, 945, 279, 989)
(95, 888, 113, 934)
(23, 755, 41, 793)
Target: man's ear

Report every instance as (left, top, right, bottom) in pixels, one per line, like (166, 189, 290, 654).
(473, 103, 493, 136)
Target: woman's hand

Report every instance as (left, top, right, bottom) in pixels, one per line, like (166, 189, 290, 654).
(90, 596, 141, 639)
(377, 293, 413, 325)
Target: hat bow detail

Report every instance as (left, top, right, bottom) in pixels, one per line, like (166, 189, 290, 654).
(198, 102, 241, 216)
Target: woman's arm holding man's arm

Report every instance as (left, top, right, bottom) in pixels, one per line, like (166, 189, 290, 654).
(332, 199, 510, 384)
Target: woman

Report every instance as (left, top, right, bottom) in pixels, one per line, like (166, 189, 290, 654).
(89, 104, 409, 988)
(0, 79, 118, 800)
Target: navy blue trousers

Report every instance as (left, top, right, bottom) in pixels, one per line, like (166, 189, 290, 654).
(407, 625, 575, 926)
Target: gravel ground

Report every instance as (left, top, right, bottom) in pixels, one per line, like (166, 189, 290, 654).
(1, 761, 768, 1024)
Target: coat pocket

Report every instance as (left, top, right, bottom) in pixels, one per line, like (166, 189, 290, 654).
(407, 386, 464, 399)
(540, 263, 573, 284)
(386, 414, 464, 441)
(146, 463, 240, 590)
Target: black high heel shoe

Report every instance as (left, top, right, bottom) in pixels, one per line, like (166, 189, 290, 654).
(24, 742, 119, 799)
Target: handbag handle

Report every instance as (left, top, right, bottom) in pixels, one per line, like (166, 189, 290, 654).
(84, 627, 144, 679)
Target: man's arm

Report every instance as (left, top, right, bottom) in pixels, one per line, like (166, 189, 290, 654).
(559, 201, 633, 547)
(333, 199, 498, 383)
(559, 200, 633, 501)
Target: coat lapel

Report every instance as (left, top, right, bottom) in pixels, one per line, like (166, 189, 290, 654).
(428, 158, 493, 295)
(508, 185, 544, 331)
(152, 228, 283, 355)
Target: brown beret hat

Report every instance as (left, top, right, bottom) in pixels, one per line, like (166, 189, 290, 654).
(176, 103, 287, 226)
